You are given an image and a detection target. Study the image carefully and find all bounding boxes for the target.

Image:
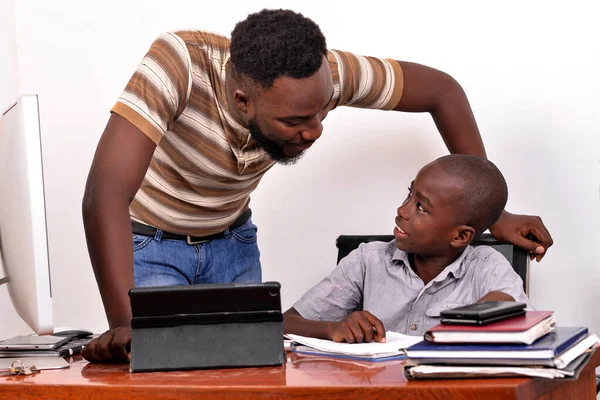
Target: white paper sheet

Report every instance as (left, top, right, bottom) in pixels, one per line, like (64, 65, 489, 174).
(286, 331, 423, 356)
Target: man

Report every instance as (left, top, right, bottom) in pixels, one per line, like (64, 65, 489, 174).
(81, 9, 552, 362)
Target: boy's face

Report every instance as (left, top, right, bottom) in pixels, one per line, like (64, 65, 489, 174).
(394, 162, 465, 256)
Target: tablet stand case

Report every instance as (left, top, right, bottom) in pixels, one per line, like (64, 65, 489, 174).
(129, 282, 285, 372)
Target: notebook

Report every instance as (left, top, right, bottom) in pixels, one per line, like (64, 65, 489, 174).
(424, 311, 556, 344)
(292, 345, 408, 362)
(404, 352, 592, 380)
(407, 334, 598, 369)
(406, 326, 589, 360)
(287, 331, 422, 361)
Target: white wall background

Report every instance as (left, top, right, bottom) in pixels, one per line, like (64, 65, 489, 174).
(0, 0, 599, 339)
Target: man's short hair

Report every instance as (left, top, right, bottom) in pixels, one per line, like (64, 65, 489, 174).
(230, 9, 327, 89)
(435, 154, 508, 236)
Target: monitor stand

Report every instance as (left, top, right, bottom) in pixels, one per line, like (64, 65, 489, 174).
(0, 247, 7, 285)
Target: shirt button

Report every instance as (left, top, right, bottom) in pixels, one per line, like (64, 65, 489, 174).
(411, 324, 418, 331)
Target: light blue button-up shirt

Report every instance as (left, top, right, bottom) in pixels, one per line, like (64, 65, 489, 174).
(294, 240, 531, 336)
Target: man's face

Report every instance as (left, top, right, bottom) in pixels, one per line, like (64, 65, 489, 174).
(248, 56, 334, 165)
(393, 162, 465, 256)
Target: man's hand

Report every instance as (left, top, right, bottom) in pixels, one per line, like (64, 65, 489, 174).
(81, 327, 131, 363)
(326, 311, 386, 343)
(489, 211, 554, 262)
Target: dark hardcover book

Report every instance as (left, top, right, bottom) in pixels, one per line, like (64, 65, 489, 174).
(406, 327, 588, 360)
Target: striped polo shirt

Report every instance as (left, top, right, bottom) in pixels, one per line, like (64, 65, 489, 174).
(112, 30, 404, 236)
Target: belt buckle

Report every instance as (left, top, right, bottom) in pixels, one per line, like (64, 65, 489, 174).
(186, 236, 209, 245)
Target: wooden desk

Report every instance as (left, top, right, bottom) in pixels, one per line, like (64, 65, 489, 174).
(1, 350, 598, 400)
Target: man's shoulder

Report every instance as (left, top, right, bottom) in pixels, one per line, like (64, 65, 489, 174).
(166, 30, 230, 53)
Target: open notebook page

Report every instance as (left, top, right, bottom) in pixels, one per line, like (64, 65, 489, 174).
(286, 331, 422, 356)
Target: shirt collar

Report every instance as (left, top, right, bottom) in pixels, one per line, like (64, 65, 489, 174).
(392, 245, 474, 282)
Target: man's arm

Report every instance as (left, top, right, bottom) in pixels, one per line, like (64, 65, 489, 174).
(81, 114, 156, 362)
(477, 291, 515, 302)
(394, 61, 553, 259)
(394, 61, 485, 157)
(284, 307, 386, 343)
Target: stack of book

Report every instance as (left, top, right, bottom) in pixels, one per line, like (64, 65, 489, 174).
(404, 311, 599, 379)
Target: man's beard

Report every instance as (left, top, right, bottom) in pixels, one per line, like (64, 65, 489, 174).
(248, 118, 304, 165)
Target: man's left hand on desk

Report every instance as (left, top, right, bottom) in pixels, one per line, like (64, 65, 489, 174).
(81, 327, 131, 363)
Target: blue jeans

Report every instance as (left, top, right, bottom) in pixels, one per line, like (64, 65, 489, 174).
(133, 219, 262, 287)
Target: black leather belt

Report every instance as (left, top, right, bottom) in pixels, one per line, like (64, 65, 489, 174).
(131, 209, 252, 245)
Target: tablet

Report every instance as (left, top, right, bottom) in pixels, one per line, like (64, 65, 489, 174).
(0, 335, 71, 350)
(129, 282, 282, 328)
(128, 282, 284, 372)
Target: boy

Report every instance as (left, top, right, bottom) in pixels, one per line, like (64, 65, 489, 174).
(284, 154, 530, 343)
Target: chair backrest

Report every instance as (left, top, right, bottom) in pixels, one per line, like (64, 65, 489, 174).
(335, 233, 529, 295)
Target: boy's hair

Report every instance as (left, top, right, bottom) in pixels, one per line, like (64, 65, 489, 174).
(230, 9, 328, 89)
(436, 154, 508, 236)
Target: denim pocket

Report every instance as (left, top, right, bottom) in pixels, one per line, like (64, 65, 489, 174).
(231, 223, 258, 244)
(132, 234, 152, 251)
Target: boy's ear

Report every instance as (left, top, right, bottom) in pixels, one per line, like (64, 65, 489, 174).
(450, 225, 476, 248)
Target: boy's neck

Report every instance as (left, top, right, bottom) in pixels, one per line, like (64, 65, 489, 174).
(409, 247, 467, 286)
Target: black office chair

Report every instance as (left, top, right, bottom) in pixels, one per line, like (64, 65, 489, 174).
(335, 233, 530, 296)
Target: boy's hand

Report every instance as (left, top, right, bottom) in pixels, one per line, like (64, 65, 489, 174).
(326, 311, 386, 343)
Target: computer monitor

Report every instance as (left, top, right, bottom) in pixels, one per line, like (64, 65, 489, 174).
(0, 94, 53, 335)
